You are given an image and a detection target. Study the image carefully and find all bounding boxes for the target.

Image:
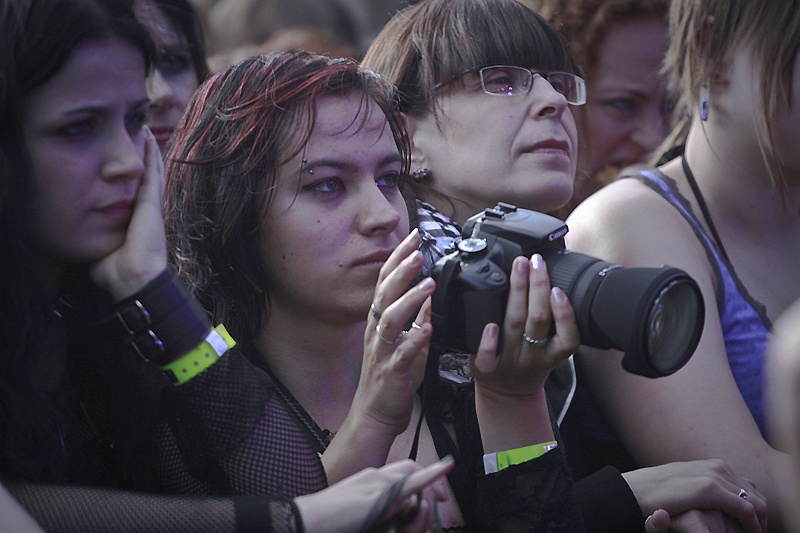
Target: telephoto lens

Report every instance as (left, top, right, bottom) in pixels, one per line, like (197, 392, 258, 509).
(431, 203, 705, 378)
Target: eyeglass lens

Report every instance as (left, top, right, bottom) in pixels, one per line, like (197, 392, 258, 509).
(479, 66, 585, 105)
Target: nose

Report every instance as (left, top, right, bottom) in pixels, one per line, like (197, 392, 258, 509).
(100, 127, 145, 183)
(355, 181, 402, 236)
(528, 74, 569, 119)
(146, 69, 176, 114)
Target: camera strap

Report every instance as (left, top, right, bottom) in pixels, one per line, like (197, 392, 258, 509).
(409, 258, 461, 461)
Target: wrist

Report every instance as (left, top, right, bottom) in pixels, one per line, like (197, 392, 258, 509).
(483, 441, 558, 474)
(102, 267, 212, 365)
(161, 324, 236, 385)
(476, 388, 553, 452)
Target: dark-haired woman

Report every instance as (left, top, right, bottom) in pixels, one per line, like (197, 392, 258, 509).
(165, 47, 585, 530)
(0, 0, 452, 530)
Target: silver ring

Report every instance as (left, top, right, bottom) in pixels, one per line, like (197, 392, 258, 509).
(738, 488, 748, 500)
(376, 323, 403, 345)
(522, 332, 548, 346)
(370, 303, 382, 321)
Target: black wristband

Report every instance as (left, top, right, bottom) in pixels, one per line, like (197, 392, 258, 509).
(105, 268, 212, 365)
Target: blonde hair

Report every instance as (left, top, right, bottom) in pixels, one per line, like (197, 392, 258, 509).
(666, 0, 800, 192)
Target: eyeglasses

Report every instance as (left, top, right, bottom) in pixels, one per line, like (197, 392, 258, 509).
(467, 65, 586, 105)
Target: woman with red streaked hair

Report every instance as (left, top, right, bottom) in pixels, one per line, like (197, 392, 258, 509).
(165, 49, 585, 530)
(0, 0, 453, 529)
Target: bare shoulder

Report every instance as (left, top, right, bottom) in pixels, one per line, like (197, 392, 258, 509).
(565, 177, 699, 268)
(567, 178, 673, 237)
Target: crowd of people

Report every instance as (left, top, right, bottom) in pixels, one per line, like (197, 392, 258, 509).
(1, 0, 798, 531)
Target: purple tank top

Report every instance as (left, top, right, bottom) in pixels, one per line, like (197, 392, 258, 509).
(633, 169, 771, 436)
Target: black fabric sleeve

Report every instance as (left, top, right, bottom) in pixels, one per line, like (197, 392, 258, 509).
(475, 448, 586, 532)
(574, 466, 644, 533)
(5, 483, 300, 532)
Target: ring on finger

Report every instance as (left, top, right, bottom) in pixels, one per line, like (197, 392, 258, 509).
(370, 303, 382, 321)
(738, 488, 748, 500)
(522, 332, 548, 346)
(376, 323, 404, 345)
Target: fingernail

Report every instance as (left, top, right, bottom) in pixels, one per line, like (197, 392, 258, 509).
(551, 286, 566, 303)
(515, 256, 529, 272)
(418, 277, 435, 291)
(531, 254, 544, 269)
(487, 323, 499, 338)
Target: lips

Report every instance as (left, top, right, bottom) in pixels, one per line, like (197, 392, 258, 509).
(352, 249, 394, 267)
(93, 198, 135, 222)
(149, 126, 173, 146)
(524, 139, 571, 155)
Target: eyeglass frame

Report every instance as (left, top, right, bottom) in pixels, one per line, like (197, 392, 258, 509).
(435, 64, 587, 106)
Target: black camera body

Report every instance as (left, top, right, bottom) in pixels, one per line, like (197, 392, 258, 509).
(430, 203, 704, 378)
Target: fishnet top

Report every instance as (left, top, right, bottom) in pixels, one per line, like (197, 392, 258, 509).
(4, 315, 583, 531)
(153, 347, 585, 531)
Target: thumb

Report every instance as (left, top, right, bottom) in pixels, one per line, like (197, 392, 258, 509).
(645, 509, 671, 533)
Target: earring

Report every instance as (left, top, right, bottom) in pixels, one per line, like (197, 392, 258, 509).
(700, 87, 709, 121)
(412, 167, 431, 182)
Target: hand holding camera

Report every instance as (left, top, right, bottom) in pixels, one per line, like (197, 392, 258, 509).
(431, 203, 705, 378)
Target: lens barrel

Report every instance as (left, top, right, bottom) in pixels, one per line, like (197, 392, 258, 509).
(545, 249, 704, 376)
(431, 204, 705, 378)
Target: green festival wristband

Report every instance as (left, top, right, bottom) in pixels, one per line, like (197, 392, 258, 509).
(483, 441, 558, 474)
(161, 324, 236, 386)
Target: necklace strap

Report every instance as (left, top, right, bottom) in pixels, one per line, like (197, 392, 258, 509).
(681, 155, 730, 262)
(266, 370, 330, 454)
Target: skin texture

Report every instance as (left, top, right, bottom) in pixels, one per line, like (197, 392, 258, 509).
(399, 20, 766, 533)
(408, 70, 578, 225)
(259, 93, 408, 324)
(10, 26, 451, 532)
(135, 0, 200, 151)
(580, 16, 671, 178)
(766, 298, 800, 533)
(566, 42, 799, 530)
(255, 91, 580, 528)
(20, 39, 165, 298)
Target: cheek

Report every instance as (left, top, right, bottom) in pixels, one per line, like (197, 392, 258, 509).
(176, 72, 199, 108)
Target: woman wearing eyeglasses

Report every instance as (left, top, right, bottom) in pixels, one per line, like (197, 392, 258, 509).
(363, 0, 767, 531)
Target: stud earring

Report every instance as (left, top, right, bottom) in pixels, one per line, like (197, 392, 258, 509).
(412, 167, 431, 182)
(700, 87, 709, 121)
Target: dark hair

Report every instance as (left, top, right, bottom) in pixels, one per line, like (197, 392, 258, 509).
(361, 0, 578, 117)
(165, 50, 410, 359)
(147, 0, 210, 81)
(0, 0, 154, 482)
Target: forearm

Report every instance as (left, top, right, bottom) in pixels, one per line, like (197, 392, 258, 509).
(475, 387, 554, 453)
(321, 416, 396, 485)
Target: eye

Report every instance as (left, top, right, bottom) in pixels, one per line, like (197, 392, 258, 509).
(605, 98, 636, 113)
(305, 178, 345, 194)
(58, 118, 96, 139)
(157, 50, 192, 75)
(126, 110, 147, 131)
(376, 171, 403, 190)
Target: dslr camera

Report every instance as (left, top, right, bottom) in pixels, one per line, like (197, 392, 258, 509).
(430, 203, 704, 378)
